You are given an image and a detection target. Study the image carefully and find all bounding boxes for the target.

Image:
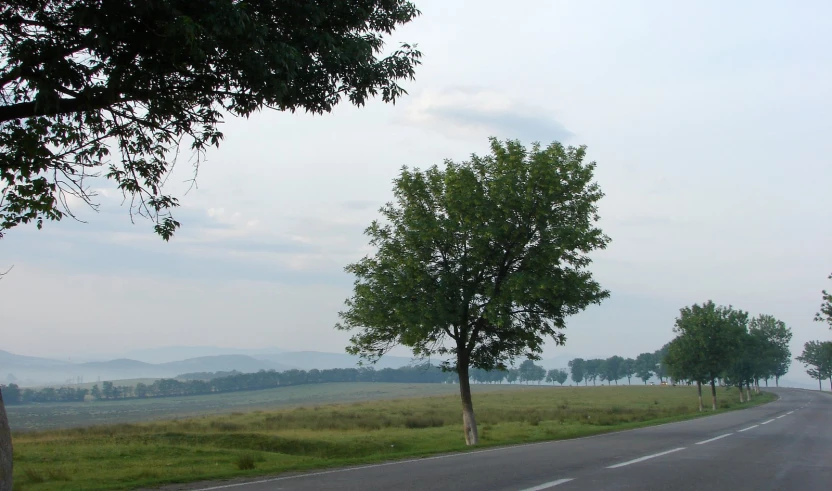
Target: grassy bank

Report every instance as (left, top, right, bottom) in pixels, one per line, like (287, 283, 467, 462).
(12, 385, 775, 490)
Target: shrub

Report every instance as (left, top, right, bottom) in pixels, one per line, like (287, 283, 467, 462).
(236, 455, 256, 470)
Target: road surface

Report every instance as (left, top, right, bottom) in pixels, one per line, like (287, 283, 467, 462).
(180, 388, 830, 491)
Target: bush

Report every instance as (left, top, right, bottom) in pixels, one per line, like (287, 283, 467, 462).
(404, 417, 444, 429)
(236, 455, 256, 470)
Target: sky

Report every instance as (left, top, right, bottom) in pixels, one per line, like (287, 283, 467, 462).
(2, 1, 831, 382)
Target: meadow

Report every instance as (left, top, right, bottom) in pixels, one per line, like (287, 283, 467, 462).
(7, 382, 526, 431)
(10, 383, 774, 490)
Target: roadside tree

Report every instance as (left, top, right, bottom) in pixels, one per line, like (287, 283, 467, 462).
(569, 358, 586, 386)
(796, 341, 832, 391)
(336, 138, 611, 445)
(671, 301, 747, 410)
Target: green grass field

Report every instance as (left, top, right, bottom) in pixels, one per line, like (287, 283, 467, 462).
(11, 384, 775, 491)
(8, 382, 530, 432)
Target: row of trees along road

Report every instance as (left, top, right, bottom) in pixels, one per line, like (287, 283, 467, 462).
(567, 348, 671, 387)
(469, 361, 567, 385)
(663, 302, 793, 412)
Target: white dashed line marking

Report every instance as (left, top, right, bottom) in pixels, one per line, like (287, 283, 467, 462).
(738, 425, 758, 432)
(787, 411, 794, 415)
(695, 434, 732, 445)
(761, 419, 776, 425)
(776, 415, 786, 419)
(607, 448, 686, 469)
(518, 478, 575, 490)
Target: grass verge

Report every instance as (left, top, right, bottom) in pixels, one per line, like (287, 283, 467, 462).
(12, 384, 775, 491)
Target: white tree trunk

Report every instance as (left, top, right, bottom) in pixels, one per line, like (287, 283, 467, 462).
(697, 381, 703, 412)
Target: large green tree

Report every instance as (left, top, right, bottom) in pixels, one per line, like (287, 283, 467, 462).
(796, 341, 832, 391)
(671, 301, 747, 410)
(336, 138, 610, 444)
(0, 2, 422, 488)
(0, 0, 421, 239)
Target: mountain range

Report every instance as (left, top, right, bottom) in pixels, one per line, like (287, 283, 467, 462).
(0, 348, 428, 387)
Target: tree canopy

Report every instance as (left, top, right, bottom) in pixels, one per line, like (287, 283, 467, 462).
(667, 301, 747, 410)
(0, 0, 421, 239)
(336, 138, 610, 444)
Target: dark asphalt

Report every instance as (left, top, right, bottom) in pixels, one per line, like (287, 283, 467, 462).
(183, 388, 830, 491)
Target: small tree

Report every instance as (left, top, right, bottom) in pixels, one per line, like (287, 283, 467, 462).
(621, 358, 635, 385)
(569, 358, 586, 386)
(555, 369, 569, 386)
(796, 341, 832, 391)
(671, 301, 747, 410)
(584, 359, 602, 386)
(337, 138, 611, 445)
(665, 336, 708, 411)
(634, 352, 656, 384)
(519, 360, 546, 385)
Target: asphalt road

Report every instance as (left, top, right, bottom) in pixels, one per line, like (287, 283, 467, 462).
(186, 388, 830, 491)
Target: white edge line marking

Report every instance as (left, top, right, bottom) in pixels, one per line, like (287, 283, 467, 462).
(189, 392, 785, 491)
(518, 478, 575, 491)
(606, 447, 686, 469)
(761, 419, 776, 425)
(738, 425, 759, 432)
(787, 411, 794, 414)
(695, 433, 732, 445)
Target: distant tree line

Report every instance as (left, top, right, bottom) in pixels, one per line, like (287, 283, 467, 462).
(1, 364, 461, 404)
(0, 384, 87, 404)
(567, 346, 671, 388)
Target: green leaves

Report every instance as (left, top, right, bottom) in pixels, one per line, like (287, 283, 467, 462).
(815, 273, 832, 329)
(1, 0, 422, 238)
(337, 137, 610, 373)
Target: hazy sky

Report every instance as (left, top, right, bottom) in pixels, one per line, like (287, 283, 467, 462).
(2, 1, 831, 381)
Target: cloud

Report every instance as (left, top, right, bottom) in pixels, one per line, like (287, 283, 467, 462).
(401, 87, 572, 144)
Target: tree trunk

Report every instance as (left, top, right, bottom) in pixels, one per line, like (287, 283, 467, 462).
(456, 362, 479, 445)
(697, 381, 703, 412)
(819, 378, 822, 391)
(0, 387, 12, 491)
(745, 383, 751, 401)
(710, 379, 717, 410)
(738, 386, 744, 403)
(775, 375, 779, 387)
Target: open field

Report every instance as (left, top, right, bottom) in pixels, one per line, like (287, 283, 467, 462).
(10, 384, 775, 491)
(8, 382, 529, 431)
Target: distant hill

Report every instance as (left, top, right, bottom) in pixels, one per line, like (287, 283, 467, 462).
(0, 352, 294, 387)
(114, 345, 288, 364)
(256, 351, 439, 371)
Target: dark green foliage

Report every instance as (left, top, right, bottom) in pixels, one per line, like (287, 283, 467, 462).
(235, 454, 255, 471)
(634, 353, 656, 384)
(568, 358, 585, 385)
(815, 273, 832, 329)
(337, 138, 610, 371)
(0, 0, 421, 239)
